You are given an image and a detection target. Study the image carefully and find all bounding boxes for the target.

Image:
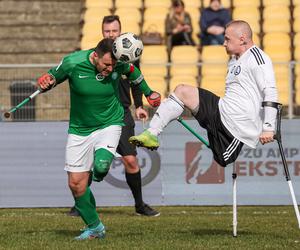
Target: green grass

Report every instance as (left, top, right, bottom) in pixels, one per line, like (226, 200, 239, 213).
(0, 206, 300, 250)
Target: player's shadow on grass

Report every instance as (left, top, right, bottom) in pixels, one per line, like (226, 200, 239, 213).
(54, 229, 82, 237)
(188, 228, 286, 238)
(99, 209, 133, 216)
(52, 229, 87, 239)
(58, 208, 132, 216)
(189, 228, 253, 237)
(54, 229, 144, 239)
(23, 229, 77, 237)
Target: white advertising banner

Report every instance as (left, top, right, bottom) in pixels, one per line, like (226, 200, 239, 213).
(0, 120, 299, 207)
(0, 122, 162, 208)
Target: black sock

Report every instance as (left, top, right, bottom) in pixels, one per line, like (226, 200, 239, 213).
(125, 170, 143, 208)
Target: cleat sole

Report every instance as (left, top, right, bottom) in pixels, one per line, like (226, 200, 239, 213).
(129, 139, 158, 150)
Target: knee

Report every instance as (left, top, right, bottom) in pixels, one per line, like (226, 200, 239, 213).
(93, 149, 114, 182)
(123, 156, 139, 172)
(94, 159, 110, 174)
(93, 159, 111, 180)
(173, 84, 198, 107)
(69, 179, 86, 197)
(174, 83, 186, 94)
(174, 84, 190, 100)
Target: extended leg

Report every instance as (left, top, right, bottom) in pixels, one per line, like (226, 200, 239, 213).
(129, 85, 199, 149)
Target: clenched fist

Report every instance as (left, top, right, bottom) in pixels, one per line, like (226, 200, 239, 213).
(37, 73, 56, 92)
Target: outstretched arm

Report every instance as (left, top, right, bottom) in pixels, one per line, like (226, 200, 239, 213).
(37, 56, 70, 92)
(125, 63, 161, 107)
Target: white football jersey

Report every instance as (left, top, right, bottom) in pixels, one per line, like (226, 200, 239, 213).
(219, 46, 278, 148)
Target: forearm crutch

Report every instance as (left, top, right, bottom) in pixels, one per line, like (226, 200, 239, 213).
(3, 89, 41, 119)
(177, 117, 209, 147)
(232, 163, 237, 237)
(177, 117, 238, 236)
(263, 102, 300, 228)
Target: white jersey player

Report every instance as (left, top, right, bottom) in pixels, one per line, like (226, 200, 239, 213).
(129, 20, 278, 167)
(220, 45, 278, 148)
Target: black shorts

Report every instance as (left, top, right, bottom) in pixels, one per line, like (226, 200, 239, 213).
(193, 88, 244, 167)
(117, 109, 137, 156)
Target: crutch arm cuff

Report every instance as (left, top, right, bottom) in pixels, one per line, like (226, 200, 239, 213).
(262, 101, 282, 109)
(262, 101, 279, 132)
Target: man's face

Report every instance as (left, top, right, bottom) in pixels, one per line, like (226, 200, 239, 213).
(223, 26, 242, 56)
(94, 52, 116, 77)
(210, 0, 221, 11)
(174, 5, 184, 14)
(102, 20, 121, 40)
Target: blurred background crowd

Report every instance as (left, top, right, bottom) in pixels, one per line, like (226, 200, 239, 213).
(0, 0, 299, 120)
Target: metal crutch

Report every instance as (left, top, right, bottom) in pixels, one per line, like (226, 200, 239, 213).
(263, 101, 300, 228)
(232, 163, 237, 237)
(177, 117, 238, 236)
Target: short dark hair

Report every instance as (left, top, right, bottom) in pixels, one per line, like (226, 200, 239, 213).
(172, 0, 184, 8)
(95, 38, 116, 59)
(102, 15, 121, 31)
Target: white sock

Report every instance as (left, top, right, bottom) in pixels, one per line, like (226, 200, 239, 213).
(148, 93, 184, 136)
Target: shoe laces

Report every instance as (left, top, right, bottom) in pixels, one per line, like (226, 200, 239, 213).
(76, 229, 92, 239)
(80, 226, 88, 232)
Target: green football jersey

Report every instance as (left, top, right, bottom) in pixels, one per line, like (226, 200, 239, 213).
(48, 49, 150, 136)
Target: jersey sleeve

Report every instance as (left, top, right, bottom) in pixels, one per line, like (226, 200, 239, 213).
(122, 63, 152, 96)
(251, 57, 278, 132)
(48, 54, 75, 84)
(252, 59, 276, 90)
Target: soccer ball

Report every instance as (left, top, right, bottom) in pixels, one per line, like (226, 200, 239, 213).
(112, 32, 143, 63)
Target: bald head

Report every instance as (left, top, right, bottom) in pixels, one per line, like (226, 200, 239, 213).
(223, 20, 254, 57)
(226, 20, 253, 42)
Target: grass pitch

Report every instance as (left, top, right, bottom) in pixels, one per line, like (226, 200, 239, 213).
(0, 206, 299, 250)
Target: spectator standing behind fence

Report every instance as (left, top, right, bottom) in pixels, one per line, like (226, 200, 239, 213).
(165, 0, 195, 53)
(200, 0, 231, 46)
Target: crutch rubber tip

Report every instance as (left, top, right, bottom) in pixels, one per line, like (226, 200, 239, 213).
(4, 112, 11, 118)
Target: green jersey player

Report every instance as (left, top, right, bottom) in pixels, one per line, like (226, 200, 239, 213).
(37, 38, 161, 240)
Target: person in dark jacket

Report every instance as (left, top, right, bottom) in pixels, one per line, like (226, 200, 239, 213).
(200, 0, 231, 46)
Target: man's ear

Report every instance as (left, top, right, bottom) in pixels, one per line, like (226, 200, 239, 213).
(93, 51, 98, 59)
(240, 35, 247, 45)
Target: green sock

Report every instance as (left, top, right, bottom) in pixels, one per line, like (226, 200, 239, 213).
(74, 187, 100, 229)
